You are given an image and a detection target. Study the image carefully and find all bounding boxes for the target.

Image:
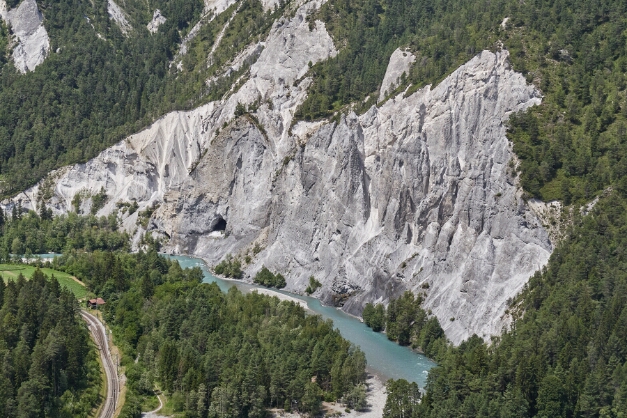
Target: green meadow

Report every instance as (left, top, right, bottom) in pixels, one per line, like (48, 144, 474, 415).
(0, 264, 87, 299)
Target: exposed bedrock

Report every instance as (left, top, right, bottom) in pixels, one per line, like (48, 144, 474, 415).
(0, 0, 50, 73)
(5, 0, 551, 343)
(156, 51, 551, 344)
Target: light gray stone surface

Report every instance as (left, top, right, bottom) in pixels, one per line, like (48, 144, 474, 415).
(108, 0, 132, 35)
(379, 48, 415, 100)
(0, 0, 50, 73)
(4, 0, 552, 344)
(147, 9, 166, 33)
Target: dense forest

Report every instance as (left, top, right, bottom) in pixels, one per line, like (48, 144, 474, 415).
(0, 0, 202, 195)
(0, 0, 288, 197)
(3, 0, 624, 205)
(49, 249, 367, 417)
(0, 210, 370, 417)
(298, 0, 627, 205)
(0, 207, 129, 258)
(0, 270, 101, 417)
(406, 191, 627, 417)
(4, 0, 627, 416)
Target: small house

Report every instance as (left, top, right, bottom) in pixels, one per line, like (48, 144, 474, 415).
(87, 298, 106, 309)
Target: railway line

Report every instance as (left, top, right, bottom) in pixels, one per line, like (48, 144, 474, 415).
(81, 310, 119, 418)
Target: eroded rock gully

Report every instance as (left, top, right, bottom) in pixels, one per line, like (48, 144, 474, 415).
(6, 0, 551, 343)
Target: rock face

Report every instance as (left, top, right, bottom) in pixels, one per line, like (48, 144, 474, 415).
(107, 0, 132, 35)
(5, 0, 552, 344)
(0, 0, 50, 73)
(379, 48, 415, 100)
(147, 10, 166, 34)
(174, 0, 238, 65)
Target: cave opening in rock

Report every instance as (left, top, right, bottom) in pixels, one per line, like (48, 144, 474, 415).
(212, 217, 227, 232)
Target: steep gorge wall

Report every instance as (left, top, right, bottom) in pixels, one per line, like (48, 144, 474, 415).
(5, 0, 552, 344)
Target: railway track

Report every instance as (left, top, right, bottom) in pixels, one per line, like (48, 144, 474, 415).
(81, 311, 119, 418)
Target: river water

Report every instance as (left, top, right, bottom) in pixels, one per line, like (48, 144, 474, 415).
(167, 254, 435, 387)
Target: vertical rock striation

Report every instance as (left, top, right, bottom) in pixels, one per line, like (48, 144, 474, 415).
(5, 0, 551, 343)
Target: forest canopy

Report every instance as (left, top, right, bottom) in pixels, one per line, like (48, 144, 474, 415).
(0, 270, 101, 417)
(50, 250, 368, 417)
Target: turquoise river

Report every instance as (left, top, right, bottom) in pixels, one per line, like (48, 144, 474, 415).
(167, 254, 436, 387)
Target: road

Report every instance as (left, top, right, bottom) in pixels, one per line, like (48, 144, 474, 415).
(141, 393, 164, 417)
(82, 310, 119, 418)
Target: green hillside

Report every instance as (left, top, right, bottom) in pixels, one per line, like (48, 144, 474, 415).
(0, 270, 101, 416)
(2, 0, 627, 416)
(299, 0, 627, 204)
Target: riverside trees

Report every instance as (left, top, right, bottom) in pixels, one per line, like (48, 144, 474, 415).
(362, 291, 445, 358)
(253, 266, 286, 289)
(413, 194, 627, 416)
(104, 255, 365, 417)
(48, 246, 365, 417)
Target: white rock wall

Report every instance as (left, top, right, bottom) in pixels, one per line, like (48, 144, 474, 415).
(0, 0, 50, 73)
(379, 48, 415, 100)
(5, 0, 552, 344)
(108, 0, 132, 35)
(147, 10, 166, 33)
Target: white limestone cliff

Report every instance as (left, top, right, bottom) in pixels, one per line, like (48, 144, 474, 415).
(0, 0, 50, 73)
(5, 0, 552, 344)
(379, 48, 415, 100)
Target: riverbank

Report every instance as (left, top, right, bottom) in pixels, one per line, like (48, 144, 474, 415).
(252, 287, 311, 311)
(166, 254, 436, 387)
(333, 374, 386, 418)
(208, 265, 313, 311)
(269, 374, 386, 418)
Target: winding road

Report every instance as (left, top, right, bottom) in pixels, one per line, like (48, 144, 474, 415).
(82, 310, 119, 418)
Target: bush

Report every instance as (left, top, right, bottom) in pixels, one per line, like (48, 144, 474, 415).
(305, 275, 322, 294)
(213, 254, 242, 278)
(253, 266, 286, 289)
(343, 384, 367, 411)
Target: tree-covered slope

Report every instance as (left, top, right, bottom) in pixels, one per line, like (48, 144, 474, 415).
(299, 0, 627, 205)
(47, 249, 368, 417)
(0, 210, 370, 417)
(292, 1, 627, 416)
(411, 192, 627, 417)
(0, 0, 287, 197)
(0, 0, 203, 195)
(0, 208, 129, 258)
(0, 271, 101, 417)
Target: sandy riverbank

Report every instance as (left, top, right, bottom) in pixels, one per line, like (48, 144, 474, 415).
(143, 374, 386, 418)
(252, 287, 311, 312)
(334, 374, 387, 418)
(208, 266, 312, 312)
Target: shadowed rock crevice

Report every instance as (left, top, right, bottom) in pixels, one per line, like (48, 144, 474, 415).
(211, 217, 227, 232)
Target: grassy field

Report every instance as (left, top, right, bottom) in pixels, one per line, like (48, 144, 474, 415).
(0, 264, 87, 299)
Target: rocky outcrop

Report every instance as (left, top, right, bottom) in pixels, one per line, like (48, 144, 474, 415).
(379, 48, 415, 100)
(5, 0, 552, 344)
(0, 0, 50, 73)
(108, 0, 132, 35)
(147, 10, 166, 34)
(174, 0, 238, 68)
